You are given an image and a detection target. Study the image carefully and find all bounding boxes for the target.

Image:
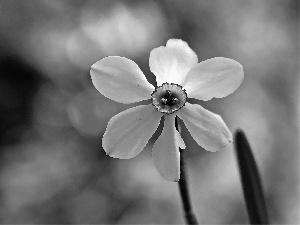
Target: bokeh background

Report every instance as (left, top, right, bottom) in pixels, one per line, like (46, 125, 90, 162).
(0, 0, 299, 224)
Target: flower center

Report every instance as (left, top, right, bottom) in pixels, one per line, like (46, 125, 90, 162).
(151, 83, 187, 114)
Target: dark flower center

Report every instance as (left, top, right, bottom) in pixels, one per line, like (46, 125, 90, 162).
(151, 83, 187, 114)
(161, 90, 178, 106)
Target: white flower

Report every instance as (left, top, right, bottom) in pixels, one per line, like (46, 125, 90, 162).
(90, 39, 244, 181)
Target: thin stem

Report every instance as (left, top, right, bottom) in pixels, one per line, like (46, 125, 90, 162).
(175, 116, 198, 225)
(234, 129, 269, 224)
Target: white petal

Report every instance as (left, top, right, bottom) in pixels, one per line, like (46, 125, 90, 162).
(91, 56, 155, 104)
(177, 103, 232, 152)
(149, 39, 198, 86)
(182, 57, 244, 101)
(103, 104, 162, 159)
(152, 114, 185, 182)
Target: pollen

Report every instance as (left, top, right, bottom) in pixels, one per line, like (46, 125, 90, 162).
(151, 83, 187, 114)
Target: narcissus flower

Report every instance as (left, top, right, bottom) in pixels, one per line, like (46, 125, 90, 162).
(90, 39, 244, 181)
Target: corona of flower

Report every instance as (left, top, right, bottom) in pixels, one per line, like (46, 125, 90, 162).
(90, 39, 244, 181)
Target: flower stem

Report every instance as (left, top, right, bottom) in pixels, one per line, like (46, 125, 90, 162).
(175, 116, 198, 225)
(234, 129, 270, 224)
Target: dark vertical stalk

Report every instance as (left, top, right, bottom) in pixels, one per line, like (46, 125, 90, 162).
(234, 129, 269, 224)
(176, 116, 198, 225)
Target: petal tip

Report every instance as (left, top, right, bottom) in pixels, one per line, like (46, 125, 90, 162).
(166, 38, 187, 46)
(218, 139, 233, 152)
(104, 148, 135, 159)
(163, 174, 180, 182)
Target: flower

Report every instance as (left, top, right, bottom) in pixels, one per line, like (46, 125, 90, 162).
(90, 39, 244, 181)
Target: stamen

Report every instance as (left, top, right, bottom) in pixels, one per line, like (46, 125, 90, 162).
(172, 98, 178, 104)
(161, 98, 167, 104)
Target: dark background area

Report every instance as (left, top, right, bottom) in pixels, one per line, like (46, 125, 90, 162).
(0, 0, 299, 224)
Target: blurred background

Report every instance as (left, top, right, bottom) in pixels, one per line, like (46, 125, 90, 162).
(0, 0, 299, 224)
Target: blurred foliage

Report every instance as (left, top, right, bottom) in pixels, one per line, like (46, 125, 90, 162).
(0, 0, 298, 224)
